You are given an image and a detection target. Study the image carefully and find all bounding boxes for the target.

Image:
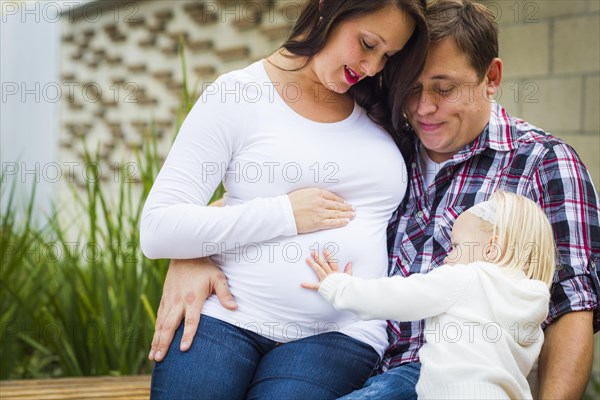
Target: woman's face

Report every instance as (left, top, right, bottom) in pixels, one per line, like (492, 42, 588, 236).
(310, 4, 416, 94)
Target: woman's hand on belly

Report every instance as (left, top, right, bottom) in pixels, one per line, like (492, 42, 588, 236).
(288, 188, 356, 233)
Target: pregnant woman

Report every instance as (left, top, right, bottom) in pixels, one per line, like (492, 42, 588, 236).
(140, 0, 428, 398)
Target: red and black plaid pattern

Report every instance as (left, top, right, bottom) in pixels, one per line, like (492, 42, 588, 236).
(382, 102, 600, 371)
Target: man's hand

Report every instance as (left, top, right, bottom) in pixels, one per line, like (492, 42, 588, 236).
(538, 310, 594, 399)
(149, 258, 237, 362)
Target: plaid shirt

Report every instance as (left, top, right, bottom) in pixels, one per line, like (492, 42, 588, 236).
(382, 102, 600, 371)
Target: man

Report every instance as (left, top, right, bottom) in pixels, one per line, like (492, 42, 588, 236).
(340, 1, 599, 398)
(148, 0, 599, 398)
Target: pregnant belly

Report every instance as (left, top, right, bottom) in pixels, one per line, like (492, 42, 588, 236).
(211, 219, 388, 330)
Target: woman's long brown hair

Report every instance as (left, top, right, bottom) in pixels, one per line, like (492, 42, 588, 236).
(280, 0, 429, 164)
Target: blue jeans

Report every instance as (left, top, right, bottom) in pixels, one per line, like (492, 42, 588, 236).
(150, 315, 380, 399)
(339, 362, 421, 400)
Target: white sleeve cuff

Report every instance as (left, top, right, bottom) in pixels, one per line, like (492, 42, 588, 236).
(318, 273, 352, 304)
(277, 194, 298, 236)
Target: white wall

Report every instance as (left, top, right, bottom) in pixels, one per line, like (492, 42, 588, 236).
(0, 1, 68, 223)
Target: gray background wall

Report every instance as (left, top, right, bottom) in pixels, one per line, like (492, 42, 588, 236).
(481, 0, 599, 185)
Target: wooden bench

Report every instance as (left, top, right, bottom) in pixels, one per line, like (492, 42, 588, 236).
(0, 375, 151, 399)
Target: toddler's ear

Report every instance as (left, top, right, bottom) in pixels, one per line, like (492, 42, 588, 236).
(485, 235, 500, 262)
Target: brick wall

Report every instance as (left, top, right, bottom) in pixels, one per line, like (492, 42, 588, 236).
(481, 0, 599, 187)
(59, 0, 298, 193)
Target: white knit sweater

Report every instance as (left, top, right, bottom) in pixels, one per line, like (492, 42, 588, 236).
(318, 262, 550, 399)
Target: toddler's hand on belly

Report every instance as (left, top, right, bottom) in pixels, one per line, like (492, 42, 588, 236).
(301, 249, 353, 291)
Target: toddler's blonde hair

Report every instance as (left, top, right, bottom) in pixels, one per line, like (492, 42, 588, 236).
(480, 191, 556, 287)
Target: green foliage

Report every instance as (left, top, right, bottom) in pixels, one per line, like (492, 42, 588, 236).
(0, 44, 224, 378)
(0, 133, 168, 378)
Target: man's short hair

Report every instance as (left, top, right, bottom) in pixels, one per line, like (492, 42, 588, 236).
(427, 0, 499, 81)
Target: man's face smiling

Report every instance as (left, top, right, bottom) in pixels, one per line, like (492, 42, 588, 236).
(406, 38, 502, 163)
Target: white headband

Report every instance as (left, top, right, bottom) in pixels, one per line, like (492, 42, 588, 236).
(467, 199, 497, 225)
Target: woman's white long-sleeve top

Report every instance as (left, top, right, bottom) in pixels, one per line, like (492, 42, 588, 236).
(140, 60, 408, 356)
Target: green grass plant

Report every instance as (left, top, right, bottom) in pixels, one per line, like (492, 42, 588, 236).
(0, 44, 223, 379)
